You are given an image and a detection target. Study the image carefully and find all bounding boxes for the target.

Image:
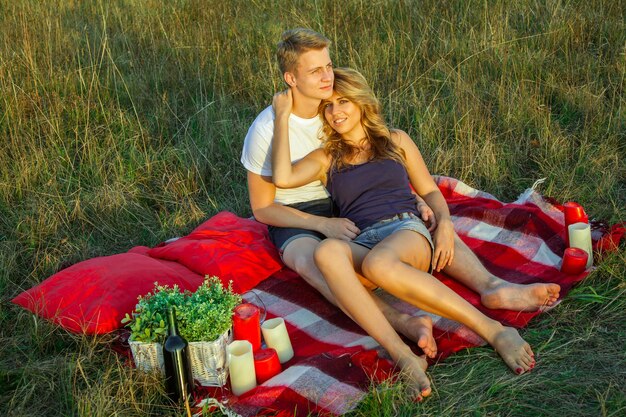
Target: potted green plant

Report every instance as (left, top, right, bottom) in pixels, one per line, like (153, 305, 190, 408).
(123, 283, 186, 343)
(122, 283, 185, 374)
(180, 277, 241, 386)
(122, 276, 241, 386)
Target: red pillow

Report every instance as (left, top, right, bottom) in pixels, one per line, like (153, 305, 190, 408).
(11, 252, 203, 334)
(147, 212, 283, 293)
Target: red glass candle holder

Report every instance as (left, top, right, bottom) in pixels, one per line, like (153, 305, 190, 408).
(233, 303, 262, 351)
(561, 247, 588, 275)
(253, 348, 282, 384)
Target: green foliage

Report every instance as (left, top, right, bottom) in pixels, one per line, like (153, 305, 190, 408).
(178, 277, 241, 342)
(122, 277, 241, 343)
(1, 0, 624, 416)
(121, 283, 186, 343)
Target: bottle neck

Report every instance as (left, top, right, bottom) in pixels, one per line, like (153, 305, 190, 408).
(167, 307, 178, 336)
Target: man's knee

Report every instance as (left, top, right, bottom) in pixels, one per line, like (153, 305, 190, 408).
(362, 248, 397, 281)
(314, 238, 349, 270)
(282, 237, 324, 284)
(453, 232, 464, 247)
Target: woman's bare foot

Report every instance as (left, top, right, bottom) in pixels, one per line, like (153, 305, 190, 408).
(395, 351, 432, 401)
(397, 314, 437, 358)
(481, 282, 561, 312)
(488, 326, 535, 374)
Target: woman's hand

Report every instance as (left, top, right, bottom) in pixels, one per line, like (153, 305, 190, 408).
(272, 89, 293, 119)
(431, 218, 455, 272)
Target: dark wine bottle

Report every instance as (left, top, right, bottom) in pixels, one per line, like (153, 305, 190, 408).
(163, 307, 194, 407)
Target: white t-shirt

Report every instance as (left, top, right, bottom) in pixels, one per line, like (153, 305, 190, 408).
(241, 105, 329, 205)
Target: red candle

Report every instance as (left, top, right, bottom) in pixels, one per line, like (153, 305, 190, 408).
(561, 247, 588, 275)
(254, 348, 282, 384)
(233, 303, 261, 351)
(563, 202, 588, 246)
(563, 202, 588, 226)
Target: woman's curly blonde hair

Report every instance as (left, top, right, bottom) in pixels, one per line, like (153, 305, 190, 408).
(319, 67, 405, 171)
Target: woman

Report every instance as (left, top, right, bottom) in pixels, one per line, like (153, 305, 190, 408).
(271, 68, 535, 399)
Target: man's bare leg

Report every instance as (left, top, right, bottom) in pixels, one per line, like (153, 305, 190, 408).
(442, 235, 561, 311)
(283, 237, 437, 357)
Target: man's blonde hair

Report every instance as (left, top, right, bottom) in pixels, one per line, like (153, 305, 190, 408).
(276, 28, 330, 74)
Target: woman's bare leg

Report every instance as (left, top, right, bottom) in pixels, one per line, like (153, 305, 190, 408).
(362, 230, 535, 374)
(314, 238, 433, 399)
(283, 237, 435, 352)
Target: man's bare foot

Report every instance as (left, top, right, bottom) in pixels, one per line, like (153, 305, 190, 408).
(397, 314, 437, 358)
(488, 326, 535, 374)
(481, 282, 561, 312)
(395, 352, 432, 401)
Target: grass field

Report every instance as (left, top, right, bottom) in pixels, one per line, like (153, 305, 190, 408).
(1, 0, 624, 416)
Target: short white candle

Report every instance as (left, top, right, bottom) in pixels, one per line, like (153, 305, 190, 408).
(227, 340, 256, 396)
(568, 222, 593, 269)
(261, 318, 294, 364)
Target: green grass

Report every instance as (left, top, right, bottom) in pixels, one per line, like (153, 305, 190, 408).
(1, 0, 624, 416)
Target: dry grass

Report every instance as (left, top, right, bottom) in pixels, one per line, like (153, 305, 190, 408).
(1, 1, 624, 416)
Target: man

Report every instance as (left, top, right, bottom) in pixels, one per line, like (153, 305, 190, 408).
(241, 28, 560, 356)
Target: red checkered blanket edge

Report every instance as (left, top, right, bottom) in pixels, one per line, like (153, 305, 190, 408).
(195, 175, 623, 417)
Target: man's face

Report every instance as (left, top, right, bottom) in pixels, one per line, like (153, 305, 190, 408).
(287, 47, 334, 101)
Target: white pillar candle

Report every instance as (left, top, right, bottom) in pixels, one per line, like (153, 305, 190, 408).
(568, 222, 593, 269)
(227, 340, 256, 396)
(261, 318, 294, 364)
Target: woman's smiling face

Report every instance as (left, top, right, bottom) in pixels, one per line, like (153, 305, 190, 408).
(322, 92, 364, 141)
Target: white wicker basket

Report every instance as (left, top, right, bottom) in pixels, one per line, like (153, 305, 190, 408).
(129, 329, 231, 387)
(188, 329, 231, 387)
(129, 339, 165, 374)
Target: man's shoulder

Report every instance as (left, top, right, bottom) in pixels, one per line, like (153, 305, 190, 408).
(243, 105, 274, 149)
(241, 105, 274, 173)
(249, 105, 274, 131)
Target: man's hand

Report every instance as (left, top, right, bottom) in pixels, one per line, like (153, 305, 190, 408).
(417, 201, 437, 231)
(317, 217, 361, 241)
(432, 218, 455, 272)
(272, 89, 293, 119)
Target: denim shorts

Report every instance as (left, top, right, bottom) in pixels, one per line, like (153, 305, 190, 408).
(268, 198, 333, 252)
(352, 212, 434, 256)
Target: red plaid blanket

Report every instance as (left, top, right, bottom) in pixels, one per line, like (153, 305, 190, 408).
(194, 175, 622, 417)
